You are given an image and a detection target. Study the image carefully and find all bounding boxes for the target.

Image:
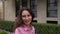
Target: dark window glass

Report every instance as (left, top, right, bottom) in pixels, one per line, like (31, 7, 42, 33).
(30, 0, 37, 17)
(15, 0, 20, 17)
(47, 0, 57, 17)
(16, 0, 27, 17)
(22, 0, 27, 8)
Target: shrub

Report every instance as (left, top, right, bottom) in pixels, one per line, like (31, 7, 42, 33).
(0, 20, 60, 34)
(33, 23, 57, 34)
(0, 20, 14, 32)
(0, 30, 7, 34)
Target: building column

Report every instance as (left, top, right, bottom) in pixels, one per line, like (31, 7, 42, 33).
(37, 0, 47, 23)
(58, 0, 60, 24)
(5, 0, 15, 21)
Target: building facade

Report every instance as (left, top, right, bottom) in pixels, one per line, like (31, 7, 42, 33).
(0, 0, 60, 24)
(0, 0, 15, 21)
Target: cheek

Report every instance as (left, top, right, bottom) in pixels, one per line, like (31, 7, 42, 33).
(22, 17, 25, 21)
(29, 16, 32, 21)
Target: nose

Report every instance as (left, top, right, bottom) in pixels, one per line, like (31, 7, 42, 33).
(25, 16, 29, 20)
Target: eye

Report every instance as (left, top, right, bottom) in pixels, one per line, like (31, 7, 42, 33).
(28, 15, 31, 17)
(22, 15, 26, 17)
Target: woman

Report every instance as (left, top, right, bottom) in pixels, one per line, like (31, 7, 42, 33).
(13, 8, 35, 34)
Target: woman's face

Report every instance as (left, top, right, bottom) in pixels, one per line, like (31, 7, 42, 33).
(22, 10, 32, 25)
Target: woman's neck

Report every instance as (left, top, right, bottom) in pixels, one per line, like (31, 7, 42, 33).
(23, 24, 31, 28)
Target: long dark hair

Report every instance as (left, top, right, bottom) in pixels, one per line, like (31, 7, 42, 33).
(13, 8, 34, 31)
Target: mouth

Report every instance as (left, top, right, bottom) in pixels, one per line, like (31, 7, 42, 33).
(24, 20, 31, 24)
(25, 20, 29, 23)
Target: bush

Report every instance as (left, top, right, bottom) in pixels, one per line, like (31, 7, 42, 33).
(33, 23, 57, 34)
(0, 20, 60, 34)
(0, 30, 7, 34)
(0, 20, 14, 32)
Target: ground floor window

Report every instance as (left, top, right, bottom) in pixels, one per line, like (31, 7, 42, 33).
(16, 0, 37, 18)
(47, 0, 58, 17)
(30, 0, 37, 17)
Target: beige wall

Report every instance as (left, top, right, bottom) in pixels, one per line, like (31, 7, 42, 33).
(4, 0, 15, 21)
(58, 0, 60, 24)
(37, 0, 47, 23)
(0, 1, 3, 19)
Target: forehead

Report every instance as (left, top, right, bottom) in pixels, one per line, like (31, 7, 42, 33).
(22, 10, 30, 15)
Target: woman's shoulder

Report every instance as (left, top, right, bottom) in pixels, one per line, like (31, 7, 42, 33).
(14, 26, 23, 33)
(15, 26, 23, 31)
(13, 26, 23, 34)
(32, 26, 35, 30)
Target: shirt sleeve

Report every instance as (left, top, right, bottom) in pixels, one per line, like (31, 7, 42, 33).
(14, 28, 22, 34)
(32, 26, 35, 34)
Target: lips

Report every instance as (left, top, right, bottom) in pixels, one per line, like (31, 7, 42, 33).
(24, 19, 31, 24)
(25, 20, 29, 23)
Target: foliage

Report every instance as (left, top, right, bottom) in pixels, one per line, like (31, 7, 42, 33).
(0, 20, 60, 34)
(0, 30, 7, 34)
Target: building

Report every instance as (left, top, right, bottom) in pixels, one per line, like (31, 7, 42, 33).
(0, 0, 15, 21)
(0, 0, 60, 24)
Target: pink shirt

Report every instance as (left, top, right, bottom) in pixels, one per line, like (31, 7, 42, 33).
(13, 25, 35, 34)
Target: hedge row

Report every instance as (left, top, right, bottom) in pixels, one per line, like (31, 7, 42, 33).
(0, 20, 14, 32)
(33, 23, 59, 34)
(0, 20, 60, 34)
(0, 30, 7, 34)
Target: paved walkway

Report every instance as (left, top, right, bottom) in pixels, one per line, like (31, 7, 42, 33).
(0, 29, 13, 34)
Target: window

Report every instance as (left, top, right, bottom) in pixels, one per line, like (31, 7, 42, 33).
(30, 0, 37, 17)
(16, 0, 27, 17)
(16, 0, 37, 17)
(22, 0, 27, 8)
(15, 0, 20, 17)
(47, 0, 57, 17)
